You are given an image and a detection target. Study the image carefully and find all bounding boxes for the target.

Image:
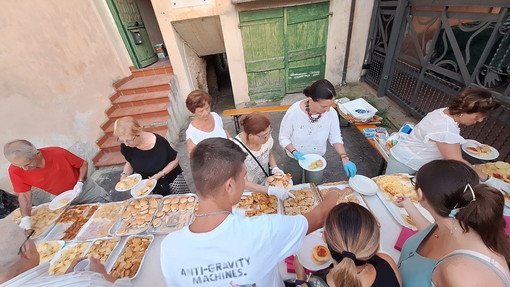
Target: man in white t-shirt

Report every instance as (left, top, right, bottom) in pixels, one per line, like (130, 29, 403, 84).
(160, 138, 343, 287)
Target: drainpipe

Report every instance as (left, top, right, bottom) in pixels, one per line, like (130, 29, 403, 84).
(342, 0, 356, 86)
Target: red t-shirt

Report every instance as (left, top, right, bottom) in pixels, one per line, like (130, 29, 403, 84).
(8, 147, 84, 195)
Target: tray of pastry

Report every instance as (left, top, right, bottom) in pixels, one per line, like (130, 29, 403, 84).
(110, 195, 162, 236)
(85, 237, 121, 265)
(233, 192, 279, 217)
(317, 182, 369, 209)
(23, 204, 68, 239)
(36, 240, 65, 264)
(150, 194, 196, 234)
(283, 183, 321, 215)
(372, 174, 418, 202)
(48, 242, 91, 275)
(44, 204, 99, 241)
(75, 201, 127, 241)
(108, 235, 154, 279)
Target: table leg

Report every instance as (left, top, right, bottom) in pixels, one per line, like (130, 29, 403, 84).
(233, 115, 240, 134)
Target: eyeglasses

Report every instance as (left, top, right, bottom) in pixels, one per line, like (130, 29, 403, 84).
(116, 135, 137, 144)
(410, 177, 417, 189)
(255, 127, 272, 140)
(18, 229, 35, 255)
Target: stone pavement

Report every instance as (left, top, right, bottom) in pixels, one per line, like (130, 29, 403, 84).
(79, 82, 416, 203)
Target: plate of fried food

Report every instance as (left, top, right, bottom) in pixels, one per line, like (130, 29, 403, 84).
(49, 190, 76, 210)
(108, 235, 153, 279)
(151, 194, 196, 234)
(296, 229, 333, 271)
(299, 154, 327, 171)
(115, 174, 142, 192)
(131, 179, 157, 198)
(37, 241, 65, 264)
(86, 237, 121, 265)
(266, 171, 293, 190)
(233, 192, 279, 217)
(283, 184, 320, 215)
(49, 242, 91, 275)
(462, 139, 499, 160)
(113, 195, 161, 236)
(373, 174, 418, 202)
(474, 161, 510, 207)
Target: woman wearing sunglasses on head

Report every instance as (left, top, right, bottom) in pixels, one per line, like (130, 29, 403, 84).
(232, 112, 293, 200)
(398, 160, 510, 287)
(113, 116, 190, 196)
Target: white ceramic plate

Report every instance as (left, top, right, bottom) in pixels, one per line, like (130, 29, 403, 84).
(348, 175, 378, 196)
(49, 190, 75, 210)
(299, 154, 327, 171)
(462, 139, 499, 160)
(115, 174, 142, 192)
(296, 229, 333, 271)
(131, 179, 157, 198)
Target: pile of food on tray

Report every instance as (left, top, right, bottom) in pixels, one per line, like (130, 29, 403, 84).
(283, 186, 319, 215)
(151, 195, 196, 233)
(49, 242, 90, 275)
(109, 236, 153, 279)
(116, 196, 160, 236)
(373, 174, 417, 202)
(235, 192, 278, 217)
(266, 172, 292, 189)
(86, 237, 120, 264)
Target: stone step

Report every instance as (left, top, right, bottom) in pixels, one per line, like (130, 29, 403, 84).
(93, 150, 126, 167)
(101, 113, 169, 134)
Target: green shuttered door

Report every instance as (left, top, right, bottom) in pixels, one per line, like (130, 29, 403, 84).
(240, 2, 329, 99)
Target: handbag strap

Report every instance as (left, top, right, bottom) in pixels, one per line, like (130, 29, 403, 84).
(233, 137, 269, 177)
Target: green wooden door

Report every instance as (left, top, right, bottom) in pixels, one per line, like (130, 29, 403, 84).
(286, 2, 329, 92)
(239, 9, 286, 99)
(239, 2, 329, 99)
(107, 0, 158, 68)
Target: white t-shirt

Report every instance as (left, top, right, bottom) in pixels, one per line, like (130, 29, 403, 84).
(160, 214, 308, 287)
(186, 112, 227, 145)
(279, 100, 343, 157)
(390, 108, 466, 171)
(232, 135, 274, 185)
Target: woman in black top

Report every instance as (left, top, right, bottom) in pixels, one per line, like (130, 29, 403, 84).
(113, 116, 189, 196)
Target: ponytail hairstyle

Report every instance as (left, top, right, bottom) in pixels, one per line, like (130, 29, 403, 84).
(416, 160, 510, 260)
(323, 203, 380, 287)
(448, 88, 500, 116)
(303, 79, 336, 102)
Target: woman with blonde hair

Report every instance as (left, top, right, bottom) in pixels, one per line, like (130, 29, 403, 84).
(323, 203, 400, 287)
(185, 90, 230, 157)
(113, 116, 189, 196)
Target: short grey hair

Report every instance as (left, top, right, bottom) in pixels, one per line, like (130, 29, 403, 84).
(3, 140, 38, 161)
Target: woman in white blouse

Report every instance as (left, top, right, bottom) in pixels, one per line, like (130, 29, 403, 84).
(185, 90, 230, 157)
(279, 79, 356, 184)
(232, 112, 292, 200)
(386, 88, 508, 192)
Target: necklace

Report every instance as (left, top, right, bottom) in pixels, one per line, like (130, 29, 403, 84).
(305, 100, 322, 123)
(195, 210, 232, 217)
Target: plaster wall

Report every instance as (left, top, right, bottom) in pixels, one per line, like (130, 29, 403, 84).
(0, 0, 131, 192)
(136, 0, 165, 47)
(151, 0, 373, 105)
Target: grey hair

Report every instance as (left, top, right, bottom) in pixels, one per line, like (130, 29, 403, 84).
(3, 140, 38, 160)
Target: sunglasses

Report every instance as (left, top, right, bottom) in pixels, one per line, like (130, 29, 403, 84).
(410, 177, 417, 189)
(18, 229, 35, 255)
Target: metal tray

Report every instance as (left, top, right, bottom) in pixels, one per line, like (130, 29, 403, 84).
(44, 204, 99, 241)
(36, 240, 65, 264)
(110, 195, 162, 236)
(283, 183, 322, 215)
(233, 191, 280, 217)
(30, 203, 68, 239)
(107, 234, 154, 279)
(150, 193, 197, 234)
(316, 183, 369, 210)
(75, 201, 127, 241)
(48, 241, 91, 275)
(85, 237, 122, 265)
(375, 191, 433, 230)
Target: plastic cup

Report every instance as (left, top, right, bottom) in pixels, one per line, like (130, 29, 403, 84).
(73, 259, 91, 271)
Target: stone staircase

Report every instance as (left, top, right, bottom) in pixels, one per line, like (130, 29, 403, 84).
(93, 64, 174, 167)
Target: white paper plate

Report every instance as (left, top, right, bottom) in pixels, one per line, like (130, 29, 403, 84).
(131, 179, 157, 198)
(115, 174, 142, 192)
(299, 154, 327, 171)
(296, 229, 333, 271)
(348, 175, 378, 196)
(49, 190, 75, 210)
(462, 139, 499, 160)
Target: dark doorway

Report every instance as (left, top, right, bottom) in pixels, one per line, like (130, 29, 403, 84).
(205, 53, 235, 112)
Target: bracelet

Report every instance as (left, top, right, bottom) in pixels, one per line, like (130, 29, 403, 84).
(340, 153, 349, 158)
(77, 179, 84, 183)
(290, 149, 297, 154)
(295, 280, 311, 287)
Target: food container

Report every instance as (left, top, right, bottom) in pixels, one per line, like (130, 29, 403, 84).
(316, 181, 370, 209)
(115, 174, 142, 192)
(49, 242, 91, 275)
(131, 179, 157, 198)
(28, 203, 67, 239)
(341, 98, 377, 122)
(150, 193, 197, 234)
(110, 195, 162, 236)
(75, 201, 127, 241)
(44, 204, 99, 241)
(36, 240, 65, 264)
(233, 192, 280, 217)
(283, 183, 322, 215)
(85, 237, 121, 265)
(108, 235, 154, 279)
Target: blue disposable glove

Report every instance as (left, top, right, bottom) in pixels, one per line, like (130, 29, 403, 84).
(343, 161, 357, 177)
(293, 151, 306, 160)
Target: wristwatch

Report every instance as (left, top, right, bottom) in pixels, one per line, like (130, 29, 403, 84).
(295, 280, 311, 287)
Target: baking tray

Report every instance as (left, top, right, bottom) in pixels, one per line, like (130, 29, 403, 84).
(283, 183, 322, 215)
(233, 191, 280, 217)
(109, 195, 162, 236)
(150, 193, 196, 234)
(85, 237, 121, 265)
(36, 240, 65, 264)
(372, 174, 417, 202)
(48, 241, 91, 275)
(107, 234, 154, 279)
(75, 201, 127, 241)
(44, 204, 99, 241)
(316, 183, 369, 210)
(30, 203, 68, 239)
(375, 191, 433, 230)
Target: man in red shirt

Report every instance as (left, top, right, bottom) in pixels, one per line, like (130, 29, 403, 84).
(4, 140, 111, 229)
